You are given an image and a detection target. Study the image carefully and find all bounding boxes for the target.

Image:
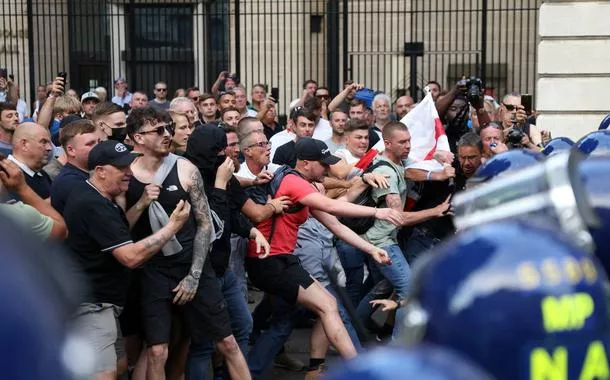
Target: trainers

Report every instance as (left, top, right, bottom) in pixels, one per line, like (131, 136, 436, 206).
(304, 364, 327, 380)
(273, 352, 306, 372)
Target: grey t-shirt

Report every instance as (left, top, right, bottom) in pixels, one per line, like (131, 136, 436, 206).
(363, 156, 406, 248)
(0, 202, 53, 240)
(323, 138, 346, 154)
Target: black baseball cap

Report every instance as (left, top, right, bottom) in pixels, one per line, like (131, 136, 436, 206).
(295, 137, 340, 165)
(88, 140, 141, 170)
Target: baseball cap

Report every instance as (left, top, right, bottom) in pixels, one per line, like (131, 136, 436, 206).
(80, 91, 99, 102)
(87, 140, 140, 170)
(295, 137, 340, 165)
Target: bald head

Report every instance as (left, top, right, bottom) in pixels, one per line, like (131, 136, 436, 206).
(13, 122, 49, 143)
(12, 122, 53, 171)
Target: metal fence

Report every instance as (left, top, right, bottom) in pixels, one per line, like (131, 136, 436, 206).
(0, 0, 541, 113)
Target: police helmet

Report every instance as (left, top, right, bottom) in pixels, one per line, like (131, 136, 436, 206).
(542, 137, 574, 157)
(598, 113, 610, 130)
(399, 220, 610, 380)
(575, 130, 610, 157)
(454, 149, 610, 276)
(467, 149, 545, 187)
(324, 345, 495, 380)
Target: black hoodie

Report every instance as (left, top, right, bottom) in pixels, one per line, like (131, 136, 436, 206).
(186, 124, 252, 276)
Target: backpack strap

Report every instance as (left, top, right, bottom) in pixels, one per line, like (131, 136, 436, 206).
(266, 168, 307, 244)
(365, 160, 403, 206)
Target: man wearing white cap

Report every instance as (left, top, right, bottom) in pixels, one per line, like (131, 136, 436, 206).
(81, 91, 100, 120)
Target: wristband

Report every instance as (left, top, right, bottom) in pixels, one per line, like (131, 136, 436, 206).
(425, 171, 432, 181)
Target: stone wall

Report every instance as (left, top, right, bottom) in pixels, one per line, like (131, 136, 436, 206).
(536, 1, 610, 140)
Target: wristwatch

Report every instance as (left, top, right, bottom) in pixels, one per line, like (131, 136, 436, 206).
(189, 269, 201, 280)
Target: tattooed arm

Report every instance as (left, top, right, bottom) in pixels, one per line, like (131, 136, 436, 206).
(384, 193, 450, 227)
(172, 162, 213, 305)
(112, 200, 191, 268)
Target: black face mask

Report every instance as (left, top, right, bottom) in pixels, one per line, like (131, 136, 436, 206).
(109, 127, 127, 143)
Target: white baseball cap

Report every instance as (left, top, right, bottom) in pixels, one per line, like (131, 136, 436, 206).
(81, 91, 99, 102)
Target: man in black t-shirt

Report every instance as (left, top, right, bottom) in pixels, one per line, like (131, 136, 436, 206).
(272, 107, 315, 167)
(64, 140, 190, 379)
(125, 107, 253, 379)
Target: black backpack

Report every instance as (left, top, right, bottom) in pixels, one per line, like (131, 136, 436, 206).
(338, 160, 402, 235)
(245, 165, 306, 243)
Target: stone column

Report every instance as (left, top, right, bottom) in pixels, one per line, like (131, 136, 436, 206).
(537, 1, 610, 140)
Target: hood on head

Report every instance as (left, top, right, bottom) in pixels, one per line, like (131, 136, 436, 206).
(185, 124, 227, 181)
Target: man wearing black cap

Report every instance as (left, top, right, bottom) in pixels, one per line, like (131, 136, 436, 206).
(245, 137, 403, 364)
(64, 140, 191, 380)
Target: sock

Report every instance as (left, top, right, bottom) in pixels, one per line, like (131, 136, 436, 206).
(309, 358, 325, 370)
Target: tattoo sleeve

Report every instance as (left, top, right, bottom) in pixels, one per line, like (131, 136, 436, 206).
(385, 194, 404, 211)
(188, 168, 213, 273)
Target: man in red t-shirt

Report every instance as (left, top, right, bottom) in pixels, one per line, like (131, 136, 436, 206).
(246, 137, 403, 361)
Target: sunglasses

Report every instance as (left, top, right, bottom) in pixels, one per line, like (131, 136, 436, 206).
(502, 103, 517, 111)
(138, 124, 173, 136)
(316, 94, 330, 100)
(155, 88, 167, 92)
(248, 141, 271, 148)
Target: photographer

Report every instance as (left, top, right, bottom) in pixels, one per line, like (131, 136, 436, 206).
(435, 78, 491, 153)
(498, 93, 542, 149)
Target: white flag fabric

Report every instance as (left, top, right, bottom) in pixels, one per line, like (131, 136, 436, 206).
(400, 92, 450, 171)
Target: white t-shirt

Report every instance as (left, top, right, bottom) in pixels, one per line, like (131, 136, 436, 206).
(335, 148, 362, 165)
(312, 118, 332, 142)
(235, 162, 281, 180)
(270, 130, 295, 162)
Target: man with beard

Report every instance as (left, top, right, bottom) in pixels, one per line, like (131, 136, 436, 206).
(185, 124, 271, 380)
(0, 102, 19, 156)
(125, 107, 254, 380)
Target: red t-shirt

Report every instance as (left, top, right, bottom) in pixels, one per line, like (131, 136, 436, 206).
(247, 174, 317, 258)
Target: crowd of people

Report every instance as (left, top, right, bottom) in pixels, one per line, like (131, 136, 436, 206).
(0, 68, 609, 380)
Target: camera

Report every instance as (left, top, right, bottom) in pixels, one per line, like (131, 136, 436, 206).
(507, 128, 525, 148)
(465, 76, 483, 104)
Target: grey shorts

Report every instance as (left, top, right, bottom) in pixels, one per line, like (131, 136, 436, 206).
(71, 303, 125, 373)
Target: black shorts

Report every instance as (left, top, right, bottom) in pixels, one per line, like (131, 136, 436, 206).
(119, 270, 142, 337)
(140, 260, 232, 346)
(246, 254, 315, 305)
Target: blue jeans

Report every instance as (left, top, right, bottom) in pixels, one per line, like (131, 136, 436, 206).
(357, 244, 411, 321)
(336, 240, 383, 309)
(247, 286, 362, 379)
(186, 270, 253, 380)
(229, 235, 248, 302)
(404, 227, 441, 264)
(247, 296, 308, 379)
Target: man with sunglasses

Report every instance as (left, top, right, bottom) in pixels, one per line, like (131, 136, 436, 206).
(150, 81, 170, 111)
(124, 107, 252, 379)
(499, 92, 542, 149)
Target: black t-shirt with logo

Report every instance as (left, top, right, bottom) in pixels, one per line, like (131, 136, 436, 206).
(63, 181, 133, 306)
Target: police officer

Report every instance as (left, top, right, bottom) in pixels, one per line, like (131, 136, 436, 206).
(399, 220, 610, 380)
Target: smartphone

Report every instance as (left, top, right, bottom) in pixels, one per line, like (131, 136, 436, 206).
(0, 68, 6, 79)
(521, 94, 533, 115)
(58, 71, 67, 82)
(271, 87, 279, 102)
